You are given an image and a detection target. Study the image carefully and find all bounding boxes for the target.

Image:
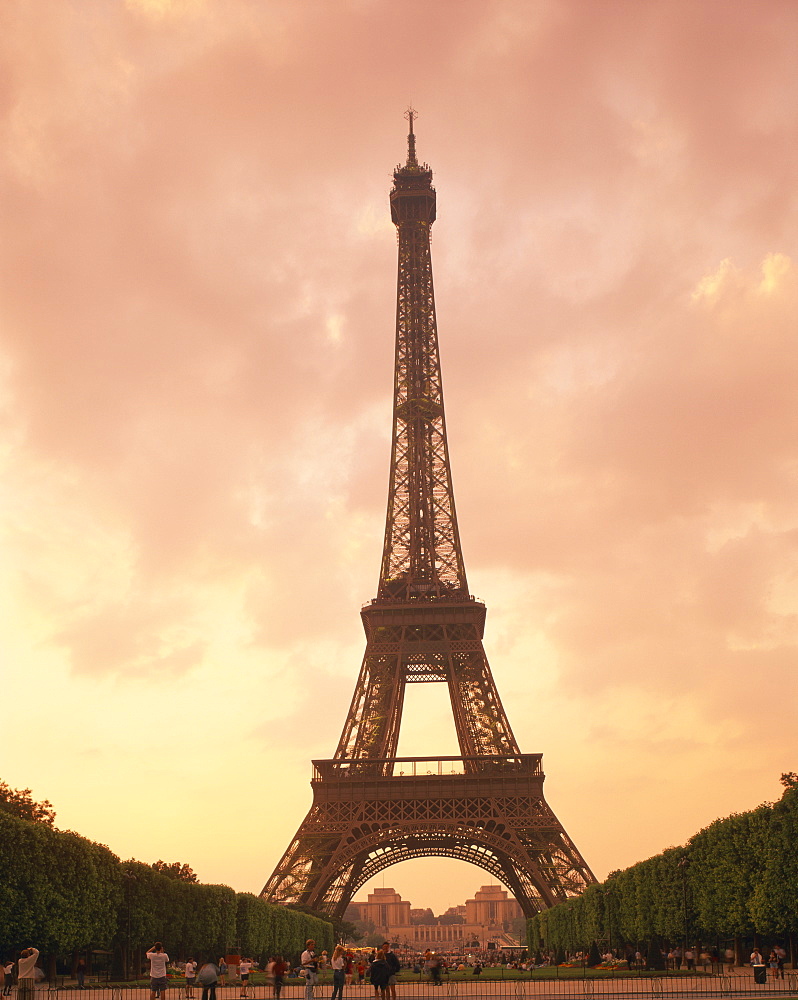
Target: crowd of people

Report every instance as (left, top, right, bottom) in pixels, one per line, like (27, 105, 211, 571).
(0, 939, 790, 996)
(298, 940, 402, 1000)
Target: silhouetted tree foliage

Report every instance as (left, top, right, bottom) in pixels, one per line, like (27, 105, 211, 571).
(528, 779, 798, 957)
(286, 902, 349, 948)
(0, 809, 332, 963)
(0, 780, 56, 826)
(151, 860, 198, 882)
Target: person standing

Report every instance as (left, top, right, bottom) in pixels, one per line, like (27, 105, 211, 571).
(301, 939, 318, 1000)
(331, 946, 346, 1000)
(239, 958, 252, 999)
(2, 960, 13, 997)
(185, 960, 197, 999)
(218, 960, 227, 987)
(17, 948, 39, 1000)
(146, 942, 169, 1000)
(381, 944, 399, 1000)
(368, 952, 389, 1000)
(76, 959, 86, 989)
(750, 948, 766, 986)
(198, 961, 219, 1000)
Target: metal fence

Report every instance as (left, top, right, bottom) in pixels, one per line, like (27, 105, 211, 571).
(17, 976, 798, 1000)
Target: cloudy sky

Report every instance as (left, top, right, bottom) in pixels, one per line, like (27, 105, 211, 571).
(2, 0, 797, 916)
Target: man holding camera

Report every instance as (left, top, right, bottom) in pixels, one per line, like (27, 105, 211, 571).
(17, 947, 39, 1000)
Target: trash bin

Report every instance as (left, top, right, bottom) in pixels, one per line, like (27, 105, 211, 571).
(753, 966, 767, 985)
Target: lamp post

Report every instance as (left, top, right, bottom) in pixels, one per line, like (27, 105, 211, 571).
(123, 870, 138, 982)
(603, 886, 613, 956)
(678, 857, 690, 958)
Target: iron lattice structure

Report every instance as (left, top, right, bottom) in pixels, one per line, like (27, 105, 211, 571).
(260, 112, 596, 919)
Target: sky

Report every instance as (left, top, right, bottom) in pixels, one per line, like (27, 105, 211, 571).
(2, 0, 797, 919)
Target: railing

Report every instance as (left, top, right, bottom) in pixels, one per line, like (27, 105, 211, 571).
(362, 593, 484, 609)
(312, 754, 543, 781)
(21, 972, 798, 1000)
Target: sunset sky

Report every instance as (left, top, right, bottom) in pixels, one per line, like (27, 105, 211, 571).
(2, 0, 797, 917)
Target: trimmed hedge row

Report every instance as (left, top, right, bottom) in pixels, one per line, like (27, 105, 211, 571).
(529, 784, 798, 954)
(0, 810, 333, 960)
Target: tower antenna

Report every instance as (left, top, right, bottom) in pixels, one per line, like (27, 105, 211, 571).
(404, 105, 418, 167)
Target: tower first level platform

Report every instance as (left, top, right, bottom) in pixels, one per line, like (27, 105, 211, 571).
(262, 753, 594, 920)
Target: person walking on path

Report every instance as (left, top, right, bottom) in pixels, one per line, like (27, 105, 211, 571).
(146, 942, 169, 1000)
(198, 961, 219, 1000)
(344, 953, 353, 989)
(381, 944, 399, 1000)
(271, 956, 288, 999)
(301, 939, 318, 1000)
(17, 948, 39, 1000)
(331, 946, 346, 1000)
(3, 961, 14, 997)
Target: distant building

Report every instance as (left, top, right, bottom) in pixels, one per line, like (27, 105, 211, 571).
(345, 885, 522, 951)
(347, 887, 411, 928)
(465, 885, 523, 926)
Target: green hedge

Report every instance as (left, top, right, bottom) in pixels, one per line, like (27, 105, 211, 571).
(0, 810, 333, 960)
(529, 784, 798, 953)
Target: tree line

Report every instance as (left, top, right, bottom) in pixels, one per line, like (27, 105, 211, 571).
(0, 806, 333, 973)
(528, 776, 798, 963)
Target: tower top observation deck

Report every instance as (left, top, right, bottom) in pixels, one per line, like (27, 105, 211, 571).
(391, 107, 436, 226)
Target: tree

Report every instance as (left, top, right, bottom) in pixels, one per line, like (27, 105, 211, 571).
(646, 934, 665, 970)
(339, 920, 361, 943)
(150, 860, 198, 882)
(0, 781, 56, 825)
(286, 903, 345, 948)
(352, 918, 375, 941)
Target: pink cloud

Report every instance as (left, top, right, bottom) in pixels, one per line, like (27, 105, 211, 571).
(1, 0, 796, 902)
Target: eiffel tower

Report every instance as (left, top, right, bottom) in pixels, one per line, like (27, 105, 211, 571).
(260, 111, 596, 918)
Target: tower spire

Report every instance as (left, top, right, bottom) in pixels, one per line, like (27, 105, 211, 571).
(405, 105, 418, 167)
(383, 111, 461, 601)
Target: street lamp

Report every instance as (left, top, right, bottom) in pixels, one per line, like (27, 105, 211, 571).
(603, 886, 613, 956)
(677, 857, 690, 958)
(123, 870, 138, 982)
